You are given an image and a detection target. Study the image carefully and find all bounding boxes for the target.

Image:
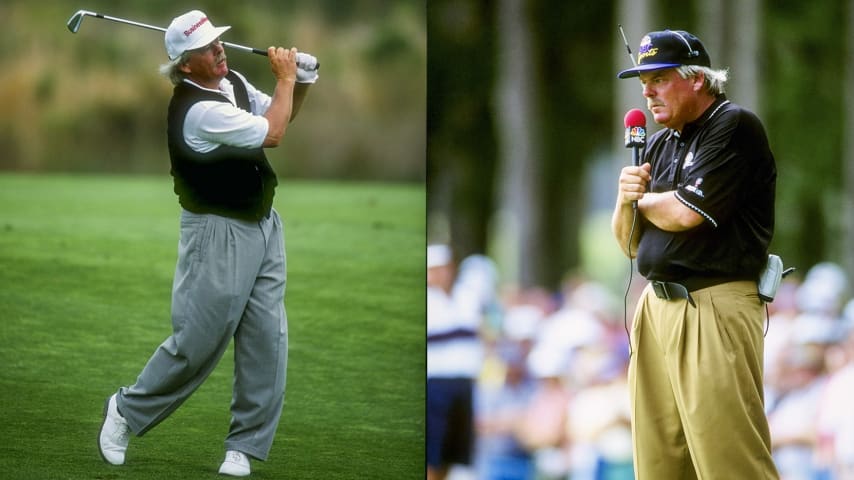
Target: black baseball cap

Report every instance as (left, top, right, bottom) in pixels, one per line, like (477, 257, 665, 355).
(617, 30, 711, 79)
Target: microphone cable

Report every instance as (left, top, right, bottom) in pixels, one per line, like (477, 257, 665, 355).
(620, 107, 646, 357)
(622, 206, 640, 356)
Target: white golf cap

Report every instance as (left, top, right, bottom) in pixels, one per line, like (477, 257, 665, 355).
(427, 244, 452, 269)
(165, 10, 231, 60)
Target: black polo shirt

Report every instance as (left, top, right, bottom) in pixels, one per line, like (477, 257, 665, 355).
(636, 96, 776, 282)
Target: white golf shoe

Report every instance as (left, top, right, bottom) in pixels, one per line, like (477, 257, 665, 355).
(98, 394, 130, 465)
(219, 450, 251, 477)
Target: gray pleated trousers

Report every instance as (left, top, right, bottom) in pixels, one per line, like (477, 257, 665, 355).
(117, 209, 288, 461)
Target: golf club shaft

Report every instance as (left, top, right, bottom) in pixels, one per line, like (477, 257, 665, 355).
(70, 10, 269, 57)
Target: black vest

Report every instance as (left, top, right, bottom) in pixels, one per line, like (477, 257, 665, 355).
(167, 71, 277, 221)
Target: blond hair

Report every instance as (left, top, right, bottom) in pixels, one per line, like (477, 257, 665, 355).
(676, 65, 729, 96)
(158, 51, 193, 86)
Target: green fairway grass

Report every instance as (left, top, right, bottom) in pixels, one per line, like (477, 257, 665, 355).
(0, 173, 425, 479)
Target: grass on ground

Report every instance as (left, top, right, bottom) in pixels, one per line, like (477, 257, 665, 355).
(0, 173, 425, 479)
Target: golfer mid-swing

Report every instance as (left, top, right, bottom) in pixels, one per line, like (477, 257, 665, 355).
(97, 10, 317, 477)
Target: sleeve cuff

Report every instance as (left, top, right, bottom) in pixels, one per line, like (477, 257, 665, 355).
(675, 191, 718, 228)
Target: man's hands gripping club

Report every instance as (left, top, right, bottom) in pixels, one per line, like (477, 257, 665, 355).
(268, 46, 299, 83)
(262, 47, 317, 147)
(295, 53, 319, 84)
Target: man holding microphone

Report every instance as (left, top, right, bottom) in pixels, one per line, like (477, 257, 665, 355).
(612, 29, 779, 479)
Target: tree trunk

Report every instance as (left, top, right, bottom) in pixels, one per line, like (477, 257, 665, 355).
(698, 0, 759, 111)
(426, 1, 497, 262)
(494, 0, 543, 287)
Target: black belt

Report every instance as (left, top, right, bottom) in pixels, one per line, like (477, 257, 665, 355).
(650, 277, 746, 308)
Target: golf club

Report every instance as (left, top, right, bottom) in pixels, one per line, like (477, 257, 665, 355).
(67, 9, 319, 69)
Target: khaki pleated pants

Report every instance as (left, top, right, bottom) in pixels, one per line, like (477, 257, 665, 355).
(629, 281, 779, 480)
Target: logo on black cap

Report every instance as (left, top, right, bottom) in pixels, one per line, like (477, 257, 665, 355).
(617, 29, 711, 79)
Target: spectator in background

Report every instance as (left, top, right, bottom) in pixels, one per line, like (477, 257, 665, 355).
(426, 241, 854, 480)
(565, 341, 633, 480)
(766, 338, 830, 480)
(427, 245, 483, 480)
(817, 300, 854, 479)
(547, 280, 633, 480)
(454, 254, 502, 336)
(474, 340, 537, 480)
(764, 262, 853, 480)
(795, 263, 850, 318)
(763, 279, 802, 401)
(516, 345, 572, 480)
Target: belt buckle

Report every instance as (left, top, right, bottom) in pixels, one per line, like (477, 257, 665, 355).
(652, 281, 671, 300)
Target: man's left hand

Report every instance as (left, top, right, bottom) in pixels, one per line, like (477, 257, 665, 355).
(296, 52, 319, 84)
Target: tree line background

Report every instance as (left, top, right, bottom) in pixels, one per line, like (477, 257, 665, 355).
(1, 0, 425, 181)
(428, 0, 854, 292)
(4, 0, 854, 293)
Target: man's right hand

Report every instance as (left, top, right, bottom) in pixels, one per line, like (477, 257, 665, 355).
(267, 46, 298, 83)
(618, 162, 652, 206)
(262, 47, 298, 147)
(612, 162, 651, 257)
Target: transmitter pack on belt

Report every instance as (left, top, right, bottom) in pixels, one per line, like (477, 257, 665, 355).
(758, 254, 784, 303)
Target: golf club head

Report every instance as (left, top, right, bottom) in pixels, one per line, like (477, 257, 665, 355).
(67, 10, 95, 33)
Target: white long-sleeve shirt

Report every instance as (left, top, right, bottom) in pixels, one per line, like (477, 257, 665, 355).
(427, 286, 482, 378)
(181, 71, 271, 152)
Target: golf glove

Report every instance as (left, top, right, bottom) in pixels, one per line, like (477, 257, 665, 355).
(296, 52, 319, 84)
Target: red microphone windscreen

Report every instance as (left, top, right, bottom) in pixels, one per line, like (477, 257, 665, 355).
(624, 109, 646, 128)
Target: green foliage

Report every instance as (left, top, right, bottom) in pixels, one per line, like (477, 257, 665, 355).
(764, 0, 846, 269)
(426, 0, 498, 256)
(0, 173, 425, 479)
(1, 0, 425, 181)
(428, 0, 853, 286)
